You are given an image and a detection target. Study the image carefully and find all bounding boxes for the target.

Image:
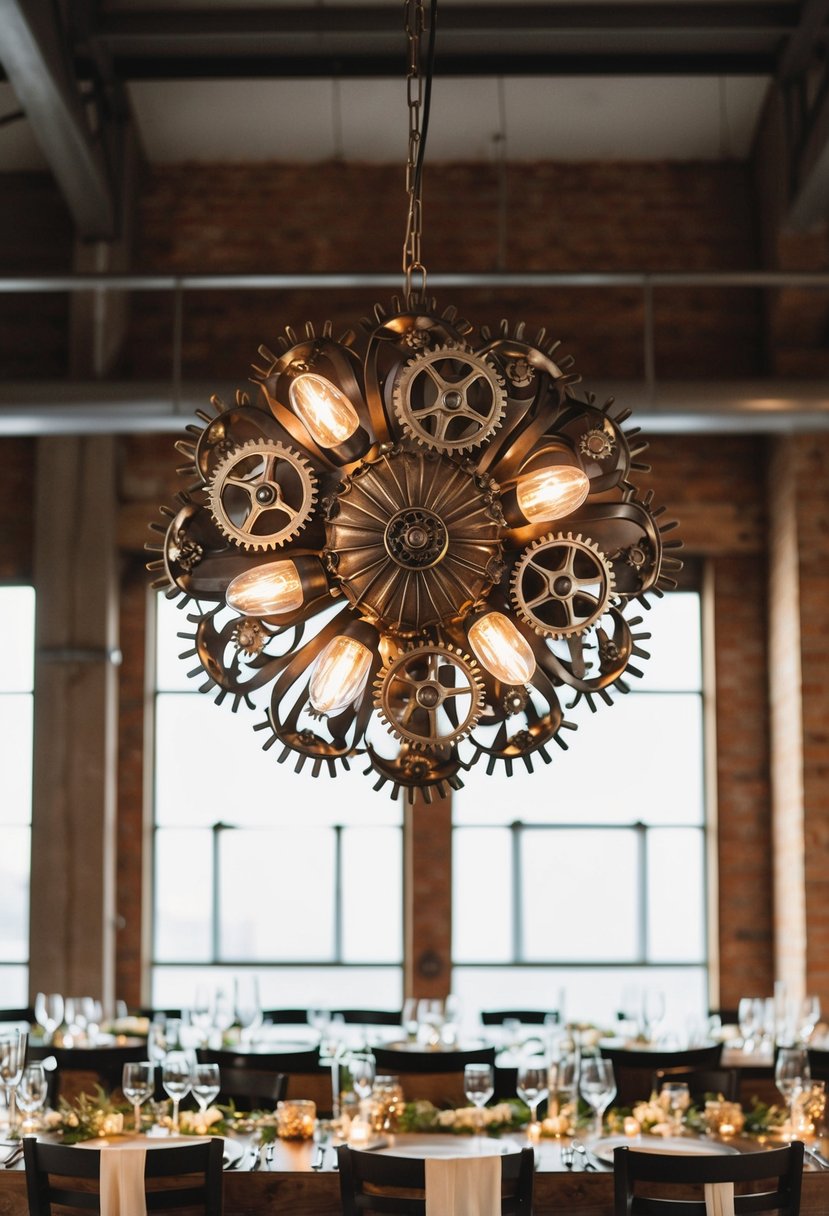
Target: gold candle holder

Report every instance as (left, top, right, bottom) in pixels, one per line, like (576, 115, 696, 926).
(703, 1099, 744, 1138)
(276, 1099, 316, 1140)
(371, 1076, 405, 1132)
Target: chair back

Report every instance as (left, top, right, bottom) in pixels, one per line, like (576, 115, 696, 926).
(613, 1141, 803, 1216)
(333, 1009, 402, 1026)
(807, 1047, 829, 1083)
(262, 1009, 310, 1024)
(481, 1010, 557, 1026)
(600, 1043, 723, 1106)
(23, 1138, 223, 1216)
(652, 1066, 740, 1105)
(199, 1046, 328, 1112)
(337, 1144, 534, 1216)
(218, 1064, 287, 1110)
(372, 1045, 497, 1107)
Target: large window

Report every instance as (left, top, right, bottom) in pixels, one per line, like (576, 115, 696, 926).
(452, 589, 707, 1032)
(0, 586, 35, 1005)
(152, 592, 403, 1009)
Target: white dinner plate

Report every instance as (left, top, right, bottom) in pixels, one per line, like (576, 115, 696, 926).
(374, 1135, 518, 1158)
(594, 1136, 739, 1165)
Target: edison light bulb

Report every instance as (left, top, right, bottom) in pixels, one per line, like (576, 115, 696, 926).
(289, 373, 360, 448)
(308, 635, 372, 714)
(468, 611, 536, 685)
(226, 560, 304, 616)
(516, 465, 590, 523)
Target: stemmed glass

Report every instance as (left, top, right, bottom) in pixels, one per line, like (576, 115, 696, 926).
(579, 1056, 616, 1140)
(349, 1051, 376, 1119)
(235, 976, 262, 1047)
(33, 993, 64, 1044)
(548, 1050, 579, 1131)
(0, 1030, 28, 1135)
(192, 1063, 221, 1113)
(402, 998, 419, 1041)
(516, 1062, 548, 1135)
(16, 1063, 48, 1135)
(775, 1046, 810, 1140)
(162, 1051, 193, 1135)
(641, 990, 665, 1043)
(738, 997, 761, 1052)
(798, 996, 821, 1044)
(464, 1063, 494, 1151)
(122, 1062, 155, 1133)
(660, 1080, 691, 1136)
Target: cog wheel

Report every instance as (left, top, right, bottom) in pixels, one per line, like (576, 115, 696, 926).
(375, 643, 485, 748)
(511, 531, 615, 639)
(579, 426, 616, 461)
(393, 345, 506, 453)
(232, 617, 268, 657)
(208, 439, 316, 551)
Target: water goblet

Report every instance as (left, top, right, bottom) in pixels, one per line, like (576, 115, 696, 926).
(738, 996, 761, 1052)
(660, 1080, 691, 1135)
(516, 1061, 549, 1136)
(33, 993, 64, 1044)
(401, 998, 419, 1041)
(162, 1051, 193, 1134)
(799, 995, 821, 1044)
(122, 1061, 154, 1133)
(16, 1063, 48, 1135)
(579, 1056, 616, 1140)
(641, 990, 665, 1043)
(775, 1046, 810, 1139)
(189, 987, 213, 1048)
(0, 1029, 28, 1135)
(349, 1051, 376, 1120)
(192, 1063, 221, 1114)
(234, 975, 262, 1047)
(464, 1063, 494, 1151)
(547, 1050, 579, 1132)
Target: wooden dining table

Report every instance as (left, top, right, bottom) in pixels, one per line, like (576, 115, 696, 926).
(3, 1131, 829, 1216)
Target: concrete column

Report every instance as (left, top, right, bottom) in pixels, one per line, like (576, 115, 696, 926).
(28, 436, 119, 1006)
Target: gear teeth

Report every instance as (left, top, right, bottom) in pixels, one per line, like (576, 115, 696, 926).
(207, 438, 317, 552)
(374, 642, 485, 748)
(511, 530, 616, 639)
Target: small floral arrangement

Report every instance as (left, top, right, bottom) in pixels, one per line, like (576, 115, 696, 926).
(44, 1087, 128, 1144)
(399, 1099, 527, 1135)
(606, 1093, 788, 1139)
(156, 1107, 228, 1137)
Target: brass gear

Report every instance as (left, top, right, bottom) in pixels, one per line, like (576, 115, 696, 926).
(208, 439, 316, 551)
(393, 344, 506, 453)
(375, 643, 485, 748)
(511, 531, 615, 639)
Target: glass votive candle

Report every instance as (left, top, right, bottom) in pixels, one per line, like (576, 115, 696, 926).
(704, 1099, 744, 1138)
(348, 1116, 372, 1147)
(276, 1099, 316, 1141)
(371, 1076, 404, 1132)
(624, 1117, 641, 1137)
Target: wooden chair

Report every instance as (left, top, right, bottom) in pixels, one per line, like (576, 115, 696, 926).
(337, 1144, 534, 1216)
(652, 1066, 741, 1104)
(24, 1137, 224, 1216)
(600, 1043, 723, 1106)
(371, 1045, 498, 1108)
(481, 1010, 558, 1025)
(0, 1006, 34, 1023)
(199, 1047, 328, 1113)
(262, 1008, 310, 1024)
(613, 1140, 803, 1216)
(807, 1047, 829, 1083)
(217, 1064, 287, 1110)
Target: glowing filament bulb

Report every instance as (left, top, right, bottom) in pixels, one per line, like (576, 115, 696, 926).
(226, 560, 304, 616)
(309, 635, 372, 714)
(468, 612, 536, 685)
(289, 373, 360, 448)
(516, 466, 590, 523)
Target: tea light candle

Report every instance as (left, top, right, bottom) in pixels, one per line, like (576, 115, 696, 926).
(349, 1116, 372, 1147)
(624, 1117, 641, 1137)
(527, 1121, 542, 1144)
(276, 1100, 316, 1141)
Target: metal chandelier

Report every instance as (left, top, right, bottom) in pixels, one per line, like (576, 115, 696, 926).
(147, 0, 682, 802)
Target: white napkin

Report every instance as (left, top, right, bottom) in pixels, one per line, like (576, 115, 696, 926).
(99, 1145, 148, 1216)
(424, 1155, 501, 1216)
(704, 1181, 735, 1216)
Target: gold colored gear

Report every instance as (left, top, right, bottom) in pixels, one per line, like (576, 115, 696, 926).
(208, 439, 316, 551)
(393, 344, 507, 453)
(511, 530, 616, 639)
(375, 643, 485, 748)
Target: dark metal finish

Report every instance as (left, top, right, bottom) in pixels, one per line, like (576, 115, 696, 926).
(0, 0, 117, 238)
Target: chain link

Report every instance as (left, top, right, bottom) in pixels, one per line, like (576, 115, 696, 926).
(403, 0, 427, 300)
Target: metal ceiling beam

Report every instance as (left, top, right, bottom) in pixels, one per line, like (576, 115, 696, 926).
(0, 0, 117, 239)
(75, 3, 803, 79)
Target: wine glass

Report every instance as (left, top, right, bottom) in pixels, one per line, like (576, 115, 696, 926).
(189, 987, 213, 1048)
(192, 1063, 221, 1113)
(402, 998, 419, 1041)
(0, 1029, 27, 1135)
(738, 996, 761, 1052)
(81, 998, 103, 1043)
(349, 1051, 376, 1119)
(464, 1063, 494, 1150)
(122, 1061, 154, 1133)
(641, 990, 665, 1042)
(775, 1046, 810, 1139)
(16, 1063, 47, 1135)
(162, 1051, 193, 1134)
(33, 993, 64, 1044)
(416, 999, 444, 1047)
(548, 1050, 579, 1130)
(660, 1080, 691, 1135)
(234, 975, 262, 1047)
(516, 1061, 548, 1134)
(579, 1056, 616, 1140)
(798, 995, 821, 1044)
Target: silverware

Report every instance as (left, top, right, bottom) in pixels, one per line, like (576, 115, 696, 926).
(561, 1145, 574, 1170)
(265, 1142, 275, 1170)
(311, 1146, 325, 1171)
(806, 1147, 829, 1171)
(249, 1144, 263, 1171)
(572, 1140, 597, 1170)
(3, 1144, 24, 1169)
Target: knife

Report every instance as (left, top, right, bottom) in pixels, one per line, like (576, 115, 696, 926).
(3, 1144, 24, 1169)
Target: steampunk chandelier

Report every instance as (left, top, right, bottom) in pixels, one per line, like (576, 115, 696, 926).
(148, 0, 681, 802)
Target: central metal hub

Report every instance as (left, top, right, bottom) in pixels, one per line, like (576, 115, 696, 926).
(553, 575, 573, 596)
(442, 389, 464, 411)
(384, 508, 449, 570)
(416, 683, 442, 708)
(255, 485, 276, 505)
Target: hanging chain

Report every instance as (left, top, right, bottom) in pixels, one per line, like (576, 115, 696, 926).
(403, 0, 427, 301)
